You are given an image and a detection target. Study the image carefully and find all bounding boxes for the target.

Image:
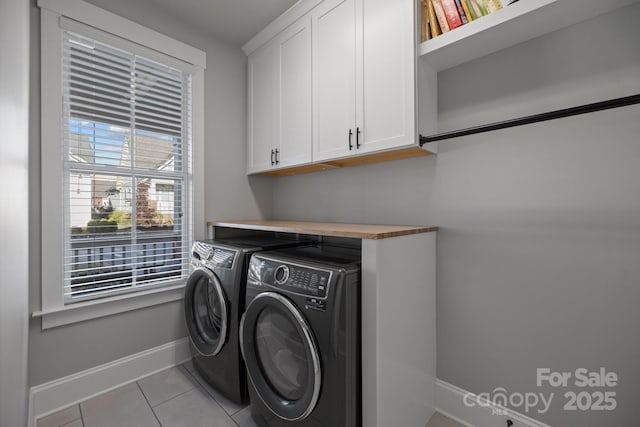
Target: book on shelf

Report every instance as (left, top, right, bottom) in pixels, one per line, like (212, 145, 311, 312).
(463, 0, 478, 20)
(440, 0, 464, 30)
(459, 0, 474, 22)
(426, 0, 442, 38)
(453, 0, 469, 24)
(481, 0, 504, 13)
(470, 0, 487, 16)
(468, 0, 484, 19)
(431, 0, 450, 33)
(421, 0, 430, 41)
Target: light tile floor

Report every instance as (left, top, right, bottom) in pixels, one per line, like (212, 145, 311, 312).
(37, 360, 463, 427)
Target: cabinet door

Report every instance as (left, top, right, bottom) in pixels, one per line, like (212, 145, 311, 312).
(276, 17, 312, 168)
(312, 0, 358, 162)
(359, 0, 415, 153)
(247, 43, 277, 173)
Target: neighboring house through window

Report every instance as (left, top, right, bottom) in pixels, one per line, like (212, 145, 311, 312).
(37, 0, 205, 328)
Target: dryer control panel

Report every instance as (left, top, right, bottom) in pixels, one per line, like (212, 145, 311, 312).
(191, 241, 235, 269)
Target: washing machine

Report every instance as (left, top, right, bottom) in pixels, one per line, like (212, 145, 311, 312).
(240, 245, 361, 426)
(184, 236, 314, 404)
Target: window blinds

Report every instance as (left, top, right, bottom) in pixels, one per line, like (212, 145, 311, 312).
(62, 29, 193, 302)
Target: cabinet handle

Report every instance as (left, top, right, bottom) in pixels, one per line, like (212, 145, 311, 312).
(356, 127, 361, 149)
(275, 148, 280, 165)
(348, 129, 354, 150)
(271, 149, 275, 166)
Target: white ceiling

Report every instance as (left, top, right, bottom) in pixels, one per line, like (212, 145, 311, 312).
(86, 0, 299, 47)
(146, 0, 299, 46)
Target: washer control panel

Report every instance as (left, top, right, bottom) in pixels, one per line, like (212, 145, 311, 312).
(264, 260, 331, 299)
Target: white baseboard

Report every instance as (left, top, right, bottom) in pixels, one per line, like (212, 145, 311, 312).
(435, 379, 552, 427)
(28, 337, 191, 427)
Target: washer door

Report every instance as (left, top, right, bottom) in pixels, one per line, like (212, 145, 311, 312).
(184, 267, 228, 356)
(241, 292, 321, 421)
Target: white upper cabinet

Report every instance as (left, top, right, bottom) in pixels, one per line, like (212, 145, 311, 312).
(278, 17, 313, 168)
(247, 16, 313, 173)
(312, 0, 359, 161)
(245, 0, 432, 175)
(359, 0, 416, 154)
(313, 0, 417, 162)
(247, 43, 277, 173)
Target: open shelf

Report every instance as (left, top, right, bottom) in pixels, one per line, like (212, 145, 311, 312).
(419, 0, 639, 71)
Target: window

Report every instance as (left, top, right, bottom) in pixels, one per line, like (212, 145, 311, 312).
(38, 0, 205, 328)
(63, 30, 191, 301)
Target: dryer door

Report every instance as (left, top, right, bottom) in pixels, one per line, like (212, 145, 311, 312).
(240, 292, 321, 421)
(184, 267, 229, 356)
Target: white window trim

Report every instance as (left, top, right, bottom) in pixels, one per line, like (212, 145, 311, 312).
(38, 0, 206, 68)
(36, 0, 205, 329)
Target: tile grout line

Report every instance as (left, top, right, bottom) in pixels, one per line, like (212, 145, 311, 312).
(60, 416, 83, 427)
(149, 386, 196, 410)
(135, 381, 162, 427)
(230, 407, 247, 427)
(161, 364, 243, 426)
(77, 403, 85, 427)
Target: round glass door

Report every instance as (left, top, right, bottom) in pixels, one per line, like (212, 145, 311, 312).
(241, 292, 321, 421)
(184, 267, 228, 356)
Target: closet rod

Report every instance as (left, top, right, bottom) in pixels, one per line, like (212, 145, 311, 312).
(419, 93, 640, 146)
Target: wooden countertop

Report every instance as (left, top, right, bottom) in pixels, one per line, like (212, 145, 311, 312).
(208, 220, 437, 240)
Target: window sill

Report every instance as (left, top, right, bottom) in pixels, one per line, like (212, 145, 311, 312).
(32, 282, 186, 329)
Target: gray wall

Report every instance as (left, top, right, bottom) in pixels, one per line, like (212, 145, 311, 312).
(28, 0, 272, 386)
(271, 5, 640, 426)
(1, 0, 31, 424)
